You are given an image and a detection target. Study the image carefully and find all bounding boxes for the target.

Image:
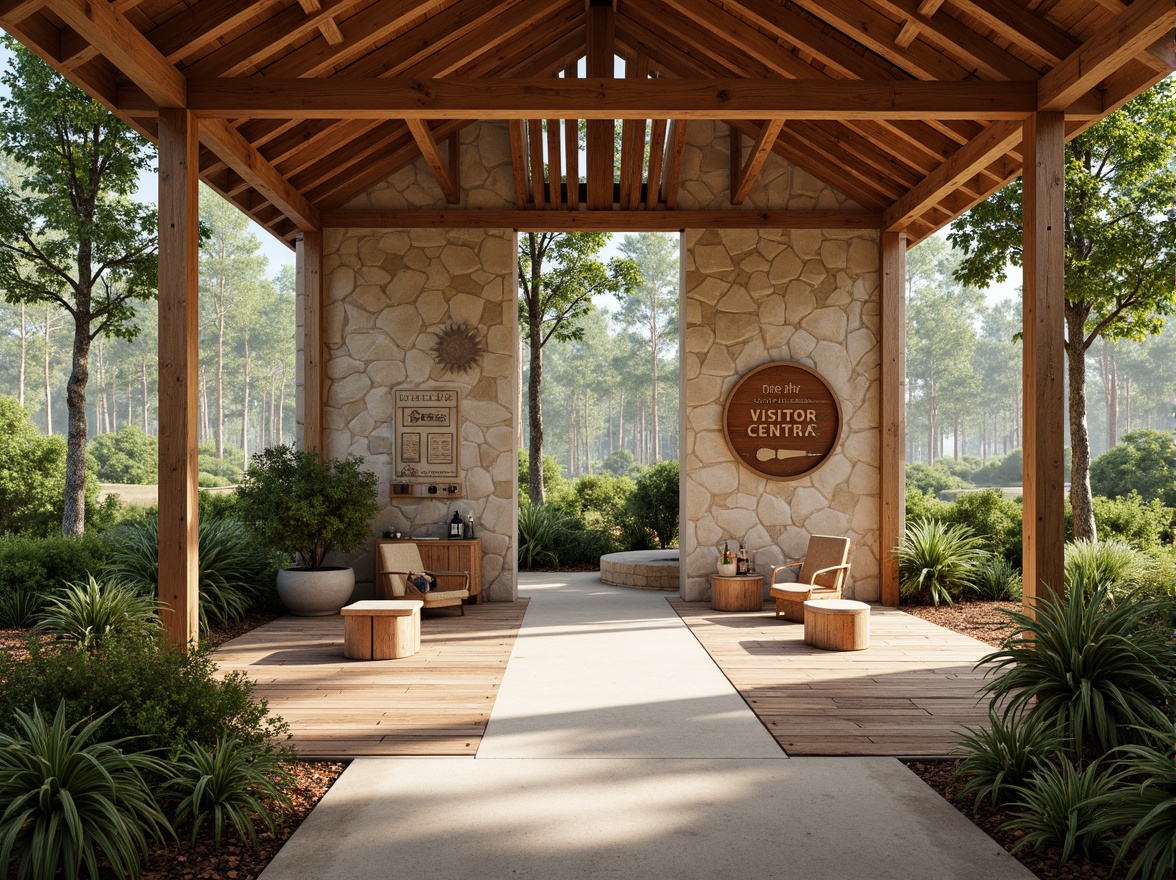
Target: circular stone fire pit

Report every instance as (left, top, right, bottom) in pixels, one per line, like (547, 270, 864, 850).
(599, 550, 680, 591)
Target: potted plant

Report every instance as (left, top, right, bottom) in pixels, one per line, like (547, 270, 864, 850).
(235, 444, 379, 616)
(717, 541, 738, 577)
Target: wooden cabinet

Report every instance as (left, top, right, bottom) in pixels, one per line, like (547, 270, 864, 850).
(375, 538, 482, 603)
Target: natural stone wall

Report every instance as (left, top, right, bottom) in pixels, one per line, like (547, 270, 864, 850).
(682, 226, 882, 602)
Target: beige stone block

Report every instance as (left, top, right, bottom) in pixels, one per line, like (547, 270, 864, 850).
(332, 372, 372, 406)
(691, 276, 730, 305)
(486, 324, 514, 354)
(788, 329, 817, 358)
(349, 284, 388, 315)
(805, 307, 849, 343)
(695, 463, 739, 495)
(819, 239, 849, 269)
(806, 507, 849, 537)
(715, 312, 759, 345)
(686, 375, 723, 408)
(758, 294, 787, 326)
(485, 425, 514, 452)
(440, 246, 481, 277)
(375, 304, 423, 350)
(694, 244, 735, 274)
(844, 431, 880, 466)
(811, 455, 852, 498)
(784, 286, 817, 325)
(367, 361, 408, 387)
(847, 327, 878, 367)
(324, 304, 345, 345)
(700, 346, 735, 377)
(346, 331, 394, 363)
(324, 407, 346, 431)
(463, 399, 511, 426)
(747, 271, 774, 297)
(327, 356, 364, 380)
(762, 324, 792, 352)
(721, 228, 760, 255)
(800, 259, 827, 285)
(745, 524, 772, 550)
(714, 507, 758, 540)
(850, 496, 880, 534)
(369, 430, 393, 456)
(756, 492, 791, 526)
(414, 290, 447, 324)
(716, 288, 756, 313)
(349, 409, 376, 438)
(789, 486, 825, 525)
(445, 292, 482, 327)
(405, 349, 434, 382)
(328, 267, 356, 302)
(734, 342, 766, 374)
(684, 353, 701, 380)
(465, 469, 495, 500)
(685, 326, 715, 353)
(694, 515, 722, 548)
(694, 430, 730, 464)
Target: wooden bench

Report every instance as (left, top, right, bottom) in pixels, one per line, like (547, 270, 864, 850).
(803, 599, 870, 651)
(341, 600, 423, 660)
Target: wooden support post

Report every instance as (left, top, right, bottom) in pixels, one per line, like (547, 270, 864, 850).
(563, 63, 580, 210)
(880, 230, 906, 607)
(298, 230, 324, 452)
(1021, 111, 1066, 612)
(586, 4, 614, 210)
(157, 107, 200, 648)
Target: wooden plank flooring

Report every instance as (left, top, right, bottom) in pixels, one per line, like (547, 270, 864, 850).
(669, 601, 995, 758)
(213, 600, 528, 759)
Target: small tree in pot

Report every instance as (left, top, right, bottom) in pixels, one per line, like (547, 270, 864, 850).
(235, 445, 379, 616)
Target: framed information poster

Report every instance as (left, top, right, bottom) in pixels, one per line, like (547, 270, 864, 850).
(393, 387, 461, 482)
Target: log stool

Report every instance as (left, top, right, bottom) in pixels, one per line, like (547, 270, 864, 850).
(341, 600, 423, 660)
(711, 574, 765, 611)
(803, 599, 870, 651)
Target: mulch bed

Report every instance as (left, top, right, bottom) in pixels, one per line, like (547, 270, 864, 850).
(900, 599, 1020, 648)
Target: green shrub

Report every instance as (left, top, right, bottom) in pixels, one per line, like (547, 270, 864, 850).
(35, 575, 160, 649)
(198, 442, 245, 485)
(199, 489, 241, 522)
(905, 488, 948, 523)
(629, 460, 679, 549)
(517, 450, 572, 508)
(0, 634, 288, 757)
(1002, 757, 1120, 864)
(0, 396, 75, 536)
(166, 736, 293, 850)
(199, 471, 231, 488)
(105, 515, 276, 629)
(970, 449, 1024, 488)
(895, 519, 987, 605)
(0, 702, 172, 880)
(1091, 728, 1176, 880)
(1092, 492, 1173, 551)
(951, 707, 1065, 809)
(979, 585, 1173, 755)
(0, 534, 107, 600)
(573, 473, 635, 529)
(1064, 539, 1152, 606)
(0, 586, 45, 628)
(234, 444, 379, 569)
(88, 425, 157, 484)
(1091, 429, 1176, 507)
(600, 448, 641, 479)
(943, 489, 1023, 566)
(972, 555, 1022, 601)
(905, 462, 970, 497)
(517, 503, 572, 568)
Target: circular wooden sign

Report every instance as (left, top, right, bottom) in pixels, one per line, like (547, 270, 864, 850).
(722, 361, 842, 480)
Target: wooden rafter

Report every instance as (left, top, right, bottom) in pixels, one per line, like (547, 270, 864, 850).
(585, 3, 614, 210)
(528, 119, 546, 209)
(321, 208, 882, 230)
(619, 54, 648, 210)
(507, 120, 530, 210)
(645, 116, 668, 208)
(731, 119, 784, 205)
(406, 118, 459, 204)
(661, 119, 688, 209)
(563, 64, 581, 210)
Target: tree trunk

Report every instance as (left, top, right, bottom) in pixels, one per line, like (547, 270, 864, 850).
(650, 308, 659, 464)
(43, 305, 52, 434)
(200, 363, 210, 444)
(241, 335, 251, 463)
(277, 367, 287, 448)
(1066, 307, 1096, 542)
(617, 389, 625, 457)
(62, 315, 90, 537)
(954, 416, 961, 459)
(216, 308, 225, 459)
(18, 303, 25, 407)
(1100, 338, 1118, 449)
(140, 356, 149, 433)
(527, 329, 545, 505)
(1123, 376, 1131, 434)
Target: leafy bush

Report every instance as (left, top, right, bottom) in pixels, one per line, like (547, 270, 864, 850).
(895, 519, 987, 605)
(905, 462, 970, 497)
(600, 448, 641, 479)
(0, 534, 107, 600)
(943, 489, 1023, 566)
(199, 471, 231, 488)
(105, 515, 276, 629)
(517, 503, 572, 568)
(905, 488, 948, 523)
(199, 488, 241, 522)
(629, 460, 679, 549)
(972, 555, 1022, 601)
(1091, 429, 1176, 507)
(0, 634, 288, 757)
(517, 450, 571, 506)
(1002, 757, 1119, 864)
(198, 442, 245, 485)
(0, 396, 75, 536)
(1091, 728, 1176, 880)
(35, 575, 160, 649)
(166, 736, 292, 850)
(1064, 539, 1152, 606)
(951, 707, 1065, 809)
(88, 425, 157, 484)
(979, 586, 1173, 755)
(969, 449, 1024, 488)
(1092, 492, 1172, 551)
(0, 702, 172, 880)
(573, 473, 635, 529)
(234, 444, 378, 569)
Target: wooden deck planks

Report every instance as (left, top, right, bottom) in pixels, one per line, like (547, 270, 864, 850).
(669, 600, 995, 758)
(213, 600, 528, 759)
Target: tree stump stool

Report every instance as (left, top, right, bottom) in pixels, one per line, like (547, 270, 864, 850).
(710, 574, 764, 611)
(341, 600, 423, 660)
(803, 599, 870, 651)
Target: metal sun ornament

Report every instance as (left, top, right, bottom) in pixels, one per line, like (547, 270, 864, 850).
(429, 321, 485, 375)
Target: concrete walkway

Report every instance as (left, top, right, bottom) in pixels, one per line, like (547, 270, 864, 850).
(259, 572, 1033, 880)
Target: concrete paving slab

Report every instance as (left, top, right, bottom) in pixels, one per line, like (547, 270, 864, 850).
(479, 573, 784, 758)
(258, 755, 1034, 880)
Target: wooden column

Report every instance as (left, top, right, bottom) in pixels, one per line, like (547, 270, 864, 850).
(157, 108, 200, 647)
(880, 230, 906, 607)
(585, 3, 615, 210)
(1021, 111, 1066, 610)
(298, 231, 324, 452)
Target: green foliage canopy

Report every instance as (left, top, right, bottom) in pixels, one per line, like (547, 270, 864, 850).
(1090, 429, 1176, 507)
(88, 425, 158, 484)
(0, 396, 69, 535)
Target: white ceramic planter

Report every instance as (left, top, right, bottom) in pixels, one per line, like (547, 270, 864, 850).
(276, 567, 356, 616)
(716, 562, 738, 577)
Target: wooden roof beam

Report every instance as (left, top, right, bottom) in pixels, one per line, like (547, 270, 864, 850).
(563, 64, 580, 210)
(147, 0, 275, 62)
(406, 119, 459, 204)
(321, 208, 882, 231)
(199, 118, 320, 231)
(585, 3, 614, 209)
(882, 119, 1022, 231)
(644, 116, 667, 208)
(508, 120, 530, 209)
(527, 119, 546, 209)
(731, 119, 783, 205)
(661, 119, 687, 209)
(175, 77, 1046, 119)
(1038, 0, 1174, 112)
(619, 55, 649, 210)
(46, 0, 185, 106)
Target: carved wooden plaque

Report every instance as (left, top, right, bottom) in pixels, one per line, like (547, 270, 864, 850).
(722, 362, 841, 480)
(393, 387, 460, 482)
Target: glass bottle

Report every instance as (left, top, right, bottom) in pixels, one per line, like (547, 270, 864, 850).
(736, 544, 749, 576)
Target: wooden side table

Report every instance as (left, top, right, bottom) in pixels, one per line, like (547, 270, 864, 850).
(375, 538, 482, 602)
(710, 574, 765, 611)
(341, 600, 423, 660)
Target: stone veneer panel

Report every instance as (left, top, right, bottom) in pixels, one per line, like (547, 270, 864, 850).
(682, 227, 882, 602)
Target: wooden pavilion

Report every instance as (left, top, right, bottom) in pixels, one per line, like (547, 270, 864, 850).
(1, 0, 1169, 645)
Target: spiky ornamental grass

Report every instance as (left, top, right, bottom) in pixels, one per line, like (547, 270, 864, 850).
(0, 703, 172, 880)
(972, 555, 1022, 602)
(35, 575, 160, 649)
(950, 706, 1066, 810)
(517, 504, 571, 568)
(1064, 538, 1153, 606)
(1001, 756, 1120, 864)
(166, 736, 292, 850)
(979, 585, 1174, 755)
(895, 519, 988, 606)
